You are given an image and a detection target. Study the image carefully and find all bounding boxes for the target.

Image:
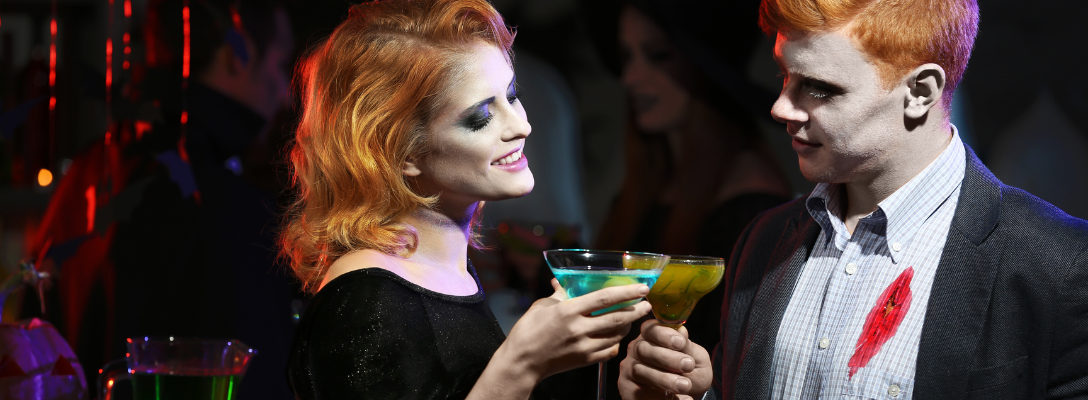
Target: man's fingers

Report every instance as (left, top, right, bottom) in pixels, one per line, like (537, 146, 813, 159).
(632, 337, 696, 374)
(641, 319, 690, 351)
(566, 283, 650, 316)
(631, 361, 693, 394)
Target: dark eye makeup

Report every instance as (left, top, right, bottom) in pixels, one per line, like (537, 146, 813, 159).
(459, 77, 518, 132)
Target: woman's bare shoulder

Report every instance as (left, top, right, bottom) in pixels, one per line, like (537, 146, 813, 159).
(318, 250, 404, 291)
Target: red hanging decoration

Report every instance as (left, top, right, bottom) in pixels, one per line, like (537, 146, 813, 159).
(847, 267, 914, 378)
(49, 0, 57, 169)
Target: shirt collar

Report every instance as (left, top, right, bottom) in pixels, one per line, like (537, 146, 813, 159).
(806, 125, 966, 262)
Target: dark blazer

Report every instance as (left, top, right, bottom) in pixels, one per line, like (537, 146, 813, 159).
(711, 145, 1088, 399)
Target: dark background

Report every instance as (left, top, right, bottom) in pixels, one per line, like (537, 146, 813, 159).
(2, 0, 1086, 397)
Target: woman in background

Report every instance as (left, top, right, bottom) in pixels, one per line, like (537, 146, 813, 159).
(588, 1, 792, 396)
(281, 1, 651, 398)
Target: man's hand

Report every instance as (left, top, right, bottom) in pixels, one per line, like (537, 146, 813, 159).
(618, 319, 713, 400)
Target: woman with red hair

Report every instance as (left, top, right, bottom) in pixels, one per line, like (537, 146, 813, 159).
(281, 0, 651, 398)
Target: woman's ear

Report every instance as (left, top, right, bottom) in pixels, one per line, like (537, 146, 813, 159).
(402, 157, 422, 177)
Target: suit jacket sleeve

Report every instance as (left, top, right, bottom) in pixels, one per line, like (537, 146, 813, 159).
(1048, 245, 1088, 398)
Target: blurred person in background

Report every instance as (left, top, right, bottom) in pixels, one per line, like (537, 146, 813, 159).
(541, 0, 792, 398)
(597, 0, 791, 351)
(117, 0, 297, 398)
(28, 0, 299, 397)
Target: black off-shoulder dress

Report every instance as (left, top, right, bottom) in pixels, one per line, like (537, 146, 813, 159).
(287, 263, 531, 399)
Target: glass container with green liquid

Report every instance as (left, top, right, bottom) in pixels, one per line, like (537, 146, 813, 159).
(100, 337, 255, 400)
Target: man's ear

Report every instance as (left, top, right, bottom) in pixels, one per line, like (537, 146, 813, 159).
(402, 157, 422, 177)
(904, 63, 946, 120)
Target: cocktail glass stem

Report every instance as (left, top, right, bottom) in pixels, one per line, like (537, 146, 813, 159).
(597, 361, 607, 400)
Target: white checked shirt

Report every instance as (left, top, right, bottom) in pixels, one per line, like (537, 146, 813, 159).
(768, 127, 966, 400)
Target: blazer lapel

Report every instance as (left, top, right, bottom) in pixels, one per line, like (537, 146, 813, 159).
(914, 145, 1006, 399)
(735, 207, 822, 400)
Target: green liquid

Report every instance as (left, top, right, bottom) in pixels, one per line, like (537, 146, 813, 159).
(131, 373, 241, 400)
(551, 268, 660, 315)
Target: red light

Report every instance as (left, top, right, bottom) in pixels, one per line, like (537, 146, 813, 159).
(124, 0, 132, 18)
(105, 131, 112, 145)
(106, 38, 113, 88)
(123, 33, 129, 43)
(123, 61, 130, 70)
(231, 7, 243, 30)
(182, 6, 191, 79)
(50, 97, 56, 110)
(85, 186, 96, 233)
(135, 120, 152, 140)
(49, 20, 56, 85)
(180, 111, 188, 124)
(497, 223, 509, 234)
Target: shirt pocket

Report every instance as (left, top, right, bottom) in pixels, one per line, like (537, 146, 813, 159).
(840, 368, 915, 400)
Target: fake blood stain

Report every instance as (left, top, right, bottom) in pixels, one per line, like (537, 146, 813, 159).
(848, 267, 914, 379)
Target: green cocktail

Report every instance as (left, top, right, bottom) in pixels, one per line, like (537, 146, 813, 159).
(132, 373, 242, 400)
(646, 255, 725, 329)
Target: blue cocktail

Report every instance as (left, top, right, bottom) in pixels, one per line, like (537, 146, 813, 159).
(543, 249, 669, 400)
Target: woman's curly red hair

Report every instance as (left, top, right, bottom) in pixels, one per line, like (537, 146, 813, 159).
(281, 0, 514, 294)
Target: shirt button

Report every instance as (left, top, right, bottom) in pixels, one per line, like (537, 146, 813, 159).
(888, 384, 901, 397)
(818, 337, 830, 349)
(892, 242, 903, 252)
(845, 263, 858, 275)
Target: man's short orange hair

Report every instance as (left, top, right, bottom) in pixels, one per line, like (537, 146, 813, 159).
(760, 0, 978, 107)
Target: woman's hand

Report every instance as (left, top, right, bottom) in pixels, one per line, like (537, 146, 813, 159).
(468, 279, 653, 399)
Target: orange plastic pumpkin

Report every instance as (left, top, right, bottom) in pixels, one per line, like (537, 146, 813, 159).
(0, 318, 88, 399)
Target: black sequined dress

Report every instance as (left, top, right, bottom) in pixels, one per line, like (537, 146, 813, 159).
(287, 263, 514, 399)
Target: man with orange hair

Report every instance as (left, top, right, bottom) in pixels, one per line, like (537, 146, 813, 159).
(617, 0, 1088, 399)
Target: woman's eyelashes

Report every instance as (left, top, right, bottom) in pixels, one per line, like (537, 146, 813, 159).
(507, 82, 519, 104)
(461, 81, 519, 132)
(462, 102, 494, 132)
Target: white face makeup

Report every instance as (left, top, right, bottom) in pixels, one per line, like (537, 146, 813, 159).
(618, 6, 692, 133)
(406, 42, 534, 206)
(770, 31, 907, 184)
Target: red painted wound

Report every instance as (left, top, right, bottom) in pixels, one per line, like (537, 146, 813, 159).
(848, 267, 914, 379)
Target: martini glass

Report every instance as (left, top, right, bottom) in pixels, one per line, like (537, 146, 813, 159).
(544, 249, 670, 400)
(646, 255, 725, 329)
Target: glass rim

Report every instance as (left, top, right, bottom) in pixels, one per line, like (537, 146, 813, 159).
(127, 337, 254, 349)
(543, 249, 668, 257)
(665, 254, 725, 265)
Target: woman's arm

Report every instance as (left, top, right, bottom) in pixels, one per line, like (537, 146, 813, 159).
(466, 280, 653, 399)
